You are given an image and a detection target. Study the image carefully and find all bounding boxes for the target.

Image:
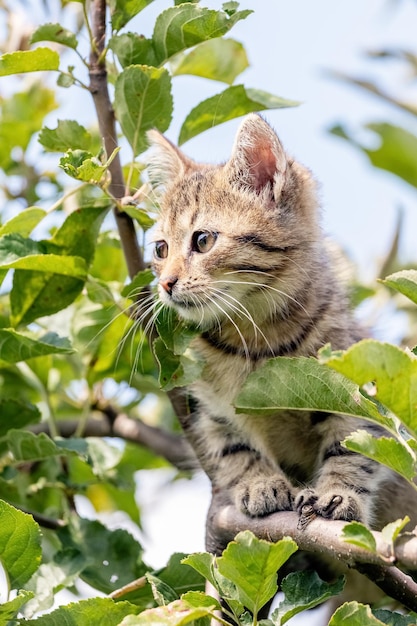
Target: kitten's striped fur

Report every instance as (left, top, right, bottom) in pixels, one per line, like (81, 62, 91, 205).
(148, 114, 416, 535)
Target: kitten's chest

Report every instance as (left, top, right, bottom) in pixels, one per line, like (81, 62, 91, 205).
(189, 337, 321, 478)
(190, 338, 252, 417)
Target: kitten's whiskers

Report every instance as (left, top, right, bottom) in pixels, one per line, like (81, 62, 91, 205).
(217, 276, 310, 318)
(208, 286, 275, 355)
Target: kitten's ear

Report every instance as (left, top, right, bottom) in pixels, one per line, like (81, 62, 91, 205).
(227, 114, 287, 195)
(147, 129, 196, 186)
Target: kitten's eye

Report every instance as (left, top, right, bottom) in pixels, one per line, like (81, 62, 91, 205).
(154, 240, 168, 259)
(192, 231, 217, 253)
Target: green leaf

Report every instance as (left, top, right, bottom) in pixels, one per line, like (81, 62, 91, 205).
(0, 329, 73, 363)
(121, 268, 155, 298)
(11, 271, 84, 327)
(381, 517, 410, 548)
(118, 599, 214, 625)
(181, 590, 221, 611)
(0, 84, 57, 170)
(343, 430, 416, 482)
(0, 207, 46, 237)
(0, 233, 86, 276)
(146, 573, 179, 606)
(155, 307, 199, 355)
(373, 609, 417, 625)
(341, 521, 377, 552)
(122, 205, 156, 230)
(84, 437, 123, 479)
(330, 122, 417, 189)
(0, 48, 59, 77)
(57, 517, 147, 594)
(181, 552, 217, 590)
(57, 71, 75, 88)
(152, 4, 252, 65)
(0, 398, 41, 435)
(51, 204, 110, 264)
(159, 552, 206, 597)
(4, 251, 87, 276)
(4, 431, 84, 463)
(329, 602, 386, 626)
(171, 38, 248, 84)
(59, 149, 106, 182)
(39, 120, 94, 152)
(109, 34, 157, 68)
(235, 356, 384, 423)
(0, 590, 34, 621)
(179, 85, 299, 144)
(272, 571, 345, 625)
(153, 336, 204, 390)
(322, 339, 417, 437)
(114, 65, 173, 156)
(0, 500, 42, 587)
(22, 549, 86, 617)
(217, 530, 298, 616)
(22, 598, 140, 626)
(10, 205, 109, 326)
(382, 269, 417, 306)
(30, 23, 78, 49)
(111, 0, 155, 31)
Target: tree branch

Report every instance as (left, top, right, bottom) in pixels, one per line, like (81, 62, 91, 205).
(209, 501, 417, 612)
(31, 409, 197, 471)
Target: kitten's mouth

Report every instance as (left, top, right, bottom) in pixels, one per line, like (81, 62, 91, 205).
(162, 289, 220, 326)
(171, 296, 198, 310)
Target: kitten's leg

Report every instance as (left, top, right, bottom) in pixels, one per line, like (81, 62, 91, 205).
(182, 410, 295, 517)
(224, 444, 295, 516)
(295, 418, 388, 527)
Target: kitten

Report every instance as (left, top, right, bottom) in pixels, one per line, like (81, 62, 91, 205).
(147, 114, 416, 538)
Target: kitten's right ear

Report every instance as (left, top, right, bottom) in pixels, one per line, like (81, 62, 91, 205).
(147, 130, 196, 186)
(227, 114, 287, 198)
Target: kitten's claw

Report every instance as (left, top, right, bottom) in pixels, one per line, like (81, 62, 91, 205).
(297, 504, 317, 530)
(295, 487, 365, 526)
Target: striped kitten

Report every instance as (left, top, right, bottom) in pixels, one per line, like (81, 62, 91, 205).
(147, 114, 415, 535)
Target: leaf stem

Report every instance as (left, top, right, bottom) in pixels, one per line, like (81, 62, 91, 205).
(18, 363, 59, 438)
(83, 2, 98, 57)
(46, 183, 89, 214)
(109, 575, 147, 599)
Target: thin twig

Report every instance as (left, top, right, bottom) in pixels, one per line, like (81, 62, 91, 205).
(15, 506, 66, 530)
(89, 0, 144, 279)
(109, 575, 147, 599)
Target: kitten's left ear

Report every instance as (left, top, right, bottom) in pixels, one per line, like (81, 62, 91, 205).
(147, 129, 197, 186)
(227, 114, 287, 197)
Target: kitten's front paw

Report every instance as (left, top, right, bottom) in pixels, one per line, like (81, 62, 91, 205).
(235, 476, 295, 517)
(295, 487, 365, 529)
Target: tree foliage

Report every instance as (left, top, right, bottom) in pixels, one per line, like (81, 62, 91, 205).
(0, 1, 416, 624)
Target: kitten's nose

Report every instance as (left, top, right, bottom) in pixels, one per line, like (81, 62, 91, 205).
(160, 275, 178, 295)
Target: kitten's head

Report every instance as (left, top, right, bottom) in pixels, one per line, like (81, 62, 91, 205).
(147, 114, 320, 330)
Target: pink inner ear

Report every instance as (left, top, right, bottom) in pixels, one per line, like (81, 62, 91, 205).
(249, 143, 278, 192)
